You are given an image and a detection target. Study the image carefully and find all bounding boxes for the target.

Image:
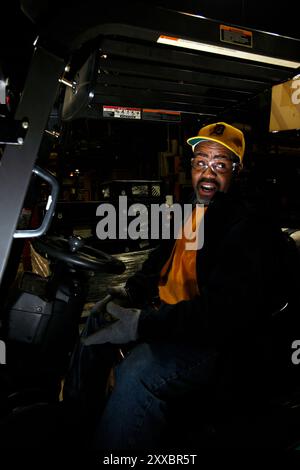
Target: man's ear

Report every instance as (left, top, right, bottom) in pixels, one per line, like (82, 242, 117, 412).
(233, 163, 242, 175)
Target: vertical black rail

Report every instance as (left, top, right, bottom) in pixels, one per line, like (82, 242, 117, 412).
(0, 46, 65, 284)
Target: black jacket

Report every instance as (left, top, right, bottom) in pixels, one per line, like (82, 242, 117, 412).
(125, 190, 299, 350)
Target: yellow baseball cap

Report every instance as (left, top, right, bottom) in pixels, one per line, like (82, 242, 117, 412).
(187, 122, 245, 162)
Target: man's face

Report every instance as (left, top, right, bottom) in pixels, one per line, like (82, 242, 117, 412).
(191, 140, 235, 205)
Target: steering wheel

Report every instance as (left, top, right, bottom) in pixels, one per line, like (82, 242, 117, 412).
(32, 235, 126, 274)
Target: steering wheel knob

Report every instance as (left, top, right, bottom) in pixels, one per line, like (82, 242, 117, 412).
(68, 235, 85, 253)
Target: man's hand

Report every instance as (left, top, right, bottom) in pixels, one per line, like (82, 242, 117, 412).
(90, 294, 112, 316)
(81, 301, 141, 346)
(106, 286, 132, 306)
(107, 285, 130, 301)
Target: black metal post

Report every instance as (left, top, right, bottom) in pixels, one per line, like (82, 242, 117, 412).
(0, 46, 65, 284)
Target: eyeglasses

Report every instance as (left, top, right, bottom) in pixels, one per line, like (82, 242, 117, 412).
(191, 157, 239, 175)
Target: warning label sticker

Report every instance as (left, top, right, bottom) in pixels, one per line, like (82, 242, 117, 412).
(220, 25, 253, 48)
(103, 106, 141, 119)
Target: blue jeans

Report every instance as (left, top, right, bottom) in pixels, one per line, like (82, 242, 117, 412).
(92, 342, 219, 450)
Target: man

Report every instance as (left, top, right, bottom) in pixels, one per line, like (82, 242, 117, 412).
(87, 122, 296, 450)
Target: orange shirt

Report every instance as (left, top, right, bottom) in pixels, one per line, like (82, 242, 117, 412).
(158, 205, 206, 304)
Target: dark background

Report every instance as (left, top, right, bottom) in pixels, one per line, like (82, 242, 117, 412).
(2, 1, 300, 99)
(1, 1, 300, 227)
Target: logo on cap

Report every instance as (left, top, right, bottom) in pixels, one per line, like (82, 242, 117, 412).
(209, 124, 225, 136)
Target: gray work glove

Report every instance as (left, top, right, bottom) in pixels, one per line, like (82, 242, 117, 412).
(81, 301, 141, 346)
(89, 294, 112, 316)
(107, 285, 133, 307)
(81, 294, 112, 339)
(107, 285, 130, 300)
